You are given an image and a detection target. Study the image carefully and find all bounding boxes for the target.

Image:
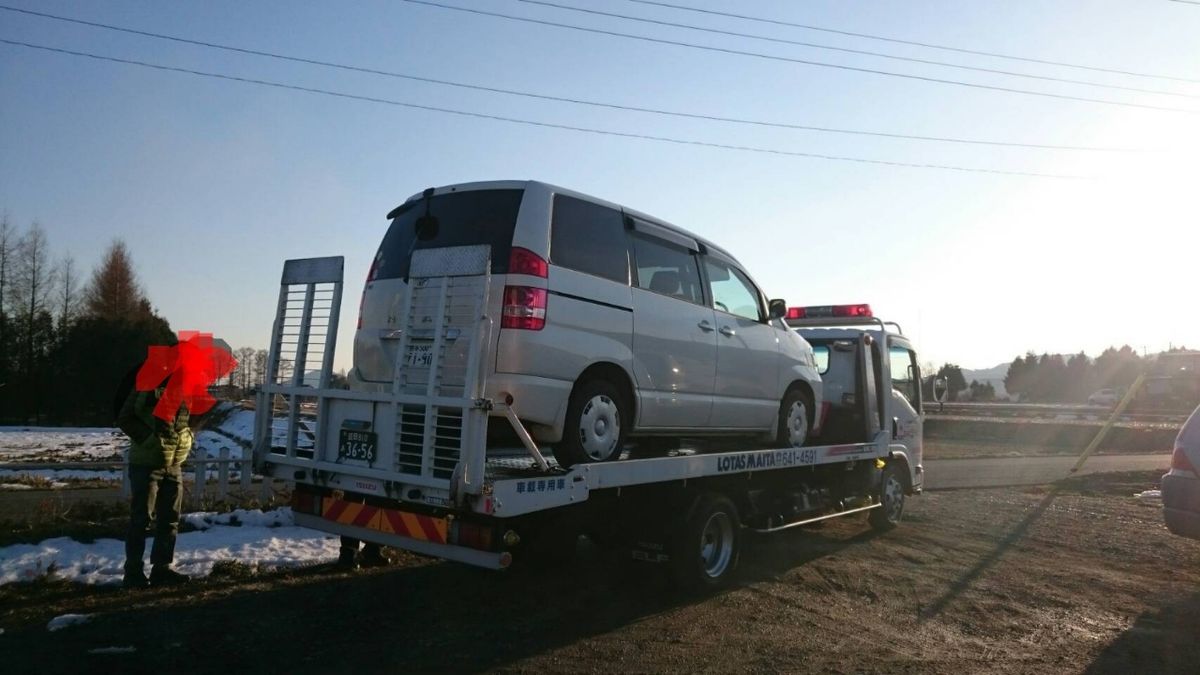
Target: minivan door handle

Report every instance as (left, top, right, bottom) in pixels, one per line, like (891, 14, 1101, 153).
(697, 320, 714, 332)
(719, 326, 736, 337)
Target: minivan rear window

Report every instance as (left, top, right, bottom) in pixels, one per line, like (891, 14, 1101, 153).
(373, 189, 524, 280)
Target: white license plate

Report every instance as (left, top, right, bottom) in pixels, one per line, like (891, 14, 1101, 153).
(406, 343, 434, 368)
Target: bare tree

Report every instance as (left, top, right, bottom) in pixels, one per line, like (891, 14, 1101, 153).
(83, 240, 145, 320)
(236, 347, 258, 390)
(12, 222, 57, 349)
(253, 349, 268, 386)
(56, 254, 81, 330)
(11, 222, 57, 422)
(0, 213, 13, 371)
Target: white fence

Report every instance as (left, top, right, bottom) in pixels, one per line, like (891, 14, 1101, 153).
(0, 447, 285, 508)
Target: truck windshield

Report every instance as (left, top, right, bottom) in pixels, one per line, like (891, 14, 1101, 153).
(373, 189, 524, 280)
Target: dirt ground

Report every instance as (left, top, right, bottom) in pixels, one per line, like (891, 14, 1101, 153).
(2, 470, 1198, 674)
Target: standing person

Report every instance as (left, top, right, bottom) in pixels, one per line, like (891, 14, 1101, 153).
(117, 373, 194, 589)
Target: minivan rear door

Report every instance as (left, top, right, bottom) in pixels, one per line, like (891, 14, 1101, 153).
(353, 188, 524, 388)
(628, 220, 716, 429)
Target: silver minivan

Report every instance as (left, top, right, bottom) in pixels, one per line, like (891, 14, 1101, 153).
(352, 181, 823, 467)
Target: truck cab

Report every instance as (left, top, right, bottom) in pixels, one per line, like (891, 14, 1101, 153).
(787, 304, 924, 494)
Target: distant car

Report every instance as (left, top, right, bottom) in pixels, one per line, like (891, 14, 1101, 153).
(1162, 404, 1200, 539)
(1088, 388, 1120, 406)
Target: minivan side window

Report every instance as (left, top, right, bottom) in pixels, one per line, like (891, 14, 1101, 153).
(703, 258, 763, 321)
(632, 235, 705, 306)
(550, 195, 630, 284)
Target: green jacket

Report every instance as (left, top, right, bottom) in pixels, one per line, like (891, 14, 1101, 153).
(117, 385, 193, 467)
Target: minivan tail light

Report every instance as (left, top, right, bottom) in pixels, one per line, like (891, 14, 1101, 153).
(357, 255, 382, 330)
(501, 286, 547, 330)
(508, 247, 548, 278)
(1171, 444, 1198, 475)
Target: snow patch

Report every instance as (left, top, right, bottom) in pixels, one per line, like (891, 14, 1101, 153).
(1135, 489, 1162, 502)
(1, 483, 34, 490)
(47, 613, 93, 631)
(0, 508, 339, 586)
(182, 507, 294, 530)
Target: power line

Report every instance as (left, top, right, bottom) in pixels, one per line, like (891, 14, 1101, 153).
(625, 0, 1200, 85)
(0, 4, 1135, 153)
(397, 1, 1200, 115)
(0, 38, 1083, 179)
(517, 0, 1199, 100)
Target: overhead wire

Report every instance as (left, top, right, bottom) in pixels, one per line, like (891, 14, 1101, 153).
(0, 38, 1084, 179)
(0, 4, 1136, 153)
(516, 0, 1200, 100)
(623, 0, 1200, 85)
(395, 0, 1200, 115)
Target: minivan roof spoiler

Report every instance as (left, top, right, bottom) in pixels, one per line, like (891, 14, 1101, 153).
(386, 187, 435, 220)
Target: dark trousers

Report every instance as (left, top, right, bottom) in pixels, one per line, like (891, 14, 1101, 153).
(125, 464, 183, 572)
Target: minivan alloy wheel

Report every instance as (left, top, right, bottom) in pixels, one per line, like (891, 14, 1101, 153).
(578, 394, 621, 461)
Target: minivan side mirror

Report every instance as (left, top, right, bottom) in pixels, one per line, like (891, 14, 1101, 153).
(768, 299, 787, 319)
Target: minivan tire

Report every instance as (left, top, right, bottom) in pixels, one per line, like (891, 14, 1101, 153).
(775, 388, 813, 448)
(555, 378, 629, 468)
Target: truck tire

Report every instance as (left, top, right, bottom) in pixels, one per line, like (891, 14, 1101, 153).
(670, 493, 741, 589)
(555, 378, 628, 469)
(774, 388, 813, 448)
(868, 463, 906, 531)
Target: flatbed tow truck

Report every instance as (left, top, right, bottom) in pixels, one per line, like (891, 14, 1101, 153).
(254, 254, 924, 587)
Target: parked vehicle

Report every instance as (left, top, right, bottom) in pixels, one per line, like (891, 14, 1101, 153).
(1088, 388, 1120, 406)
(1162, 404, 1200, 539)
(351, 181, 823, 467)
(254, 233, 923, 587)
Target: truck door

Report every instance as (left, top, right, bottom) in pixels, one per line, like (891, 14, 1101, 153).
(888, 342, 924, 487)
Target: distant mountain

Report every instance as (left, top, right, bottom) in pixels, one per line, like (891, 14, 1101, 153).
(962, 363, 1010, 398)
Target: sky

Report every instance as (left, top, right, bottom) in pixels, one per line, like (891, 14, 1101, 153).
(2, 0, 1198, 374)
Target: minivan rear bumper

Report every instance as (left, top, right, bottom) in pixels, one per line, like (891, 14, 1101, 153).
(488, 372, 573, 442)
(1162, 471, 1200, 540)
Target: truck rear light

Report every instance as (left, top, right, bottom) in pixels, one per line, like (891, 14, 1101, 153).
(1171, 444, 1197, 475)
(508, 247, 548, 278)
(450, 521, 495, 551)
(501, 286, 547, 330)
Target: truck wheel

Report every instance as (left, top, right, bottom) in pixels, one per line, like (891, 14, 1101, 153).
(555, 378, 628, 469)
(868, 463, 906, 531)
(670, 493, 741, 589)
(774, 388, 812, 448)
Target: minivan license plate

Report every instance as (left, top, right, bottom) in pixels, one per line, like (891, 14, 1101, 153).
(338, 429, 377, 463)
(406, 343, 434, 368)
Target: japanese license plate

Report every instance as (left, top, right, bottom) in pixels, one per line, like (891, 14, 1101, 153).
(337, 429, 377, 463)
(406, 343, 434, 368)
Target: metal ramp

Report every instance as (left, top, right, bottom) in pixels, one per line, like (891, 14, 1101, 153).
(254, 248, 518, 504)
(386, 246, 493, 482)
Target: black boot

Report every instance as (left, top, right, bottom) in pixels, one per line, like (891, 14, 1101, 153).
(335, 548, 359, 571)
(359, 545, 390, 568)
(123, 567, 149, 590)
(149, 565, 190, 587)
